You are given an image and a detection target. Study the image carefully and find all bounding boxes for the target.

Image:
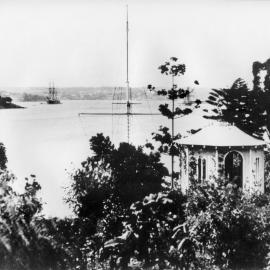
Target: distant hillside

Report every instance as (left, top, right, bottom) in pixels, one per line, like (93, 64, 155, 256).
(1, 86, 211, 102)
(22, 93, 47, 102)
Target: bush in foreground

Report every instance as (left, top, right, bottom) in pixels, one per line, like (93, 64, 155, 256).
(100, 179, 270, 270)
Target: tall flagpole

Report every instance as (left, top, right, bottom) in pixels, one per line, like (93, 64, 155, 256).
(126, 5, 131, 143)
(126, 5, 129, 100)
(78, 6, 161, 143)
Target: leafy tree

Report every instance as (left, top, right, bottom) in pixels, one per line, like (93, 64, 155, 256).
(204, 61, 270, 192)
(0, 172, 69, 270)
(204, 77, 269, 138)
(147, 57, 201, 188)
(67, 133, 167, 221)
(0, 145, 72, 269)
(66, 133, 168, 268)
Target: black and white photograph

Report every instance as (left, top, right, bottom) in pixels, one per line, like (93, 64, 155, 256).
(0, 0, 270, 269)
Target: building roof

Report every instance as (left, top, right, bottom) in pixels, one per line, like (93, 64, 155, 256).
(179, 123, 266, 147)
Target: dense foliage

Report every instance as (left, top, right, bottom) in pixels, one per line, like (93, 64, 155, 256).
(67, 133, 167, 219)
(204, 59, 270, 139)
(204, 78, 270, 138)
(184, 179, 270, 269)
(102, 191, 187, 269)
(99, 178, 270, 270)
(0, 143, 71, 270)
(0, 172, 70, 270)
(65, 133, 168, 268)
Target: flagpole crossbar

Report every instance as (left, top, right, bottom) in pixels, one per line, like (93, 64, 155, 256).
(112, 102, 141, 105)
(78, 112, 161, 116)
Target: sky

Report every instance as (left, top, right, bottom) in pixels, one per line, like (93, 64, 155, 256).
(0, 0, 270, 89)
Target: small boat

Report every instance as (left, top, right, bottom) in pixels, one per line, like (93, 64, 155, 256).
(47, 82, 61, 104)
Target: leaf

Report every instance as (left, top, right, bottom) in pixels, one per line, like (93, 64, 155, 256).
(177, 237, 189, 250)
(104, 239, 120, 248)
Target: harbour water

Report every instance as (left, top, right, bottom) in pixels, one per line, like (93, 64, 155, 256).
(0, 100, 208, 217)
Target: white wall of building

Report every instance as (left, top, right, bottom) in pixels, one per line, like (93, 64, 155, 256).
(180, 146, 265, 193)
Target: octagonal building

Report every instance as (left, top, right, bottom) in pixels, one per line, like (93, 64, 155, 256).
(179, 122, 266, 193)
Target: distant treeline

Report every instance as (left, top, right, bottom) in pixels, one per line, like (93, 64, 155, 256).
(19, 87, 163, 101)
(7, 86, 208, 102)
(58, 87, 162, 100)
(22, 93, 47, 102)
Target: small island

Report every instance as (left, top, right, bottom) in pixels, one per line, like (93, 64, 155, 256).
(0, 95, 24, 109)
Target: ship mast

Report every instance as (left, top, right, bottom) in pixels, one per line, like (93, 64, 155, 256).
(49, 82, 52, 95)
(52, 81, 55, 100)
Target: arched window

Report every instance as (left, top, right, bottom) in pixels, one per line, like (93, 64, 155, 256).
(225, 151, 243, 188)
(198, 157, 206, 183)
(198, 158, 201, 182)
(202, 158, 206, 181)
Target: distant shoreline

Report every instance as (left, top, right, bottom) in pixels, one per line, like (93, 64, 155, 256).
(0, 103, 24, 109)
(2, 86, 210, 103)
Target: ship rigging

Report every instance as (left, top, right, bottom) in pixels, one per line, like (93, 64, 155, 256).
(47, 82, 61, 104)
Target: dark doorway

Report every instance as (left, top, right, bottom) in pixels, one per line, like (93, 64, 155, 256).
(225, 151, 243, 188)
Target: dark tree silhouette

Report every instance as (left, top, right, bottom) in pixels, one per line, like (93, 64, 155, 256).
(204, 77, 270, 139)
(67, 133, 167, 234)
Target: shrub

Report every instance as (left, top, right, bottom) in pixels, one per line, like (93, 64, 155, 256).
(182, 179, 270, 269)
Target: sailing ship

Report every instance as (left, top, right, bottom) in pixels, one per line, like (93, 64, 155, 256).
(47, 82, 61, 104)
